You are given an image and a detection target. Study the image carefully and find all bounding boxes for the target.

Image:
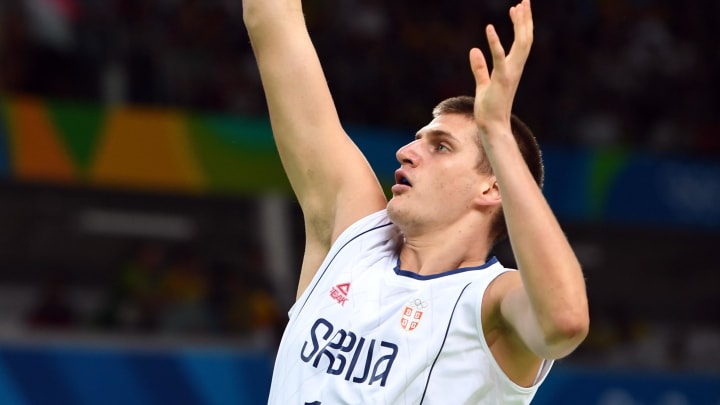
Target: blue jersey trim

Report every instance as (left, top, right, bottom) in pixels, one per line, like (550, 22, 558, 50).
(394, 256, 499, 280)
(294, 222, 394, 318)
(419, 282, 473, 404)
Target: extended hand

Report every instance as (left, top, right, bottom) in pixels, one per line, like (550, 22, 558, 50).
(470, 0, 534, 136)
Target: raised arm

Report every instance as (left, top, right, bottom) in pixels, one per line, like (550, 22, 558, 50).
(243, 0, 387, 297)
(472, 0, 589, 362)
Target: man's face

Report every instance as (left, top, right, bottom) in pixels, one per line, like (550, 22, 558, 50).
(387, 113, 495, 232)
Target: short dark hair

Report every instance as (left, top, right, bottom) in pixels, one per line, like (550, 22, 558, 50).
(432, 95, 544, 245)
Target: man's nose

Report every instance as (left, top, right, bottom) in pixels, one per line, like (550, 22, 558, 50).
(396, 140, 420, 166)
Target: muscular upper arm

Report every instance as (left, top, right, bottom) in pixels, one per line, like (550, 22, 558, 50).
(482, 271, 545, 386)
(244, 4, 387, 295)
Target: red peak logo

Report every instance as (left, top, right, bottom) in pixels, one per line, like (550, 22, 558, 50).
(336, 283, 350, 296)
(330, 283, 351, 306)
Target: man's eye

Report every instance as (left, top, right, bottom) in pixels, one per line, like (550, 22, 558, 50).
(436, 144, 449, 152)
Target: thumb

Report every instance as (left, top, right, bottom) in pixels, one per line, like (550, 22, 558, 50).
(469, 48, 490, 88)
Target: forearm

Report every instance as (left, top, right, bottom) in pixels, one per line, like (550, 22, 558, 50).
(483, 127, 589, 354)
(243, 0, 333, 131)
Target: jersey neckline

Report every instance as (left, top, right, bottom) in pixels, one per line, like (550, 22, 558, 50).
(393, 256, 500, 280)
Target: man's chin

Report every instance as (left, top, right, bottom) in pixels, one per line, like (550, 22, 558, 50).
(386, 199, 405, 223)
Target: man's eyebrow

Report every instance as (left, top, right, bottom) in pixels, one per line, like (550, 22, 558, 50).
(415, 129, 456, 140)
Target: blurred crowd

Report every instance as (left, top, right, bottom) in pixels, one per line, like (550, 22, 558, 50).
(0, 0, 717, 155)
(25, 241, 282, 344)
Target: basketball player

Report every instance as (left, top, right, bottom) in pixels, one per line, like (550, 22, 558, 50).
(243, 0, 589, 403)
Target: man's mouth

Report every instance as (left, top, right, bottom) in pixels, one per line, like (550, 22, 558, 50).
(395, 170, 412, 187)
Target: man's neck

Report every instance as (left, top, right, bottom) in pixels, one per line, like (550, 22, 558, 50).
(397, 223, 493, 277)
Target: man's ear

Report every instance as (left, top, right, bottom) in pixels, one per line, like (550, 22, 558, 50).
(474, 175, 501, 208)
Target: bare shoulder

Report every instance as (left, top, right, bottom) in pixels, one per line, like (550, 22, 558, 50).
(481, 270, 544, 387)
(481, 270, 522, 329)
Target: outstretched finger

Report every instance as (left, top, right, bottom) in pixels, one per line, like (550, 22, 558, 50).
(508, 0, 533, 64)
(469, 47, 490, 88)
(485, 24, 507, 75)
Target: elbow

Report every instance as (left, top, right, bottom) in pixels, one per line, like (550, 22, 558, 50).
(242, 0, 272, 30)
(242, 2, 303, 31)
(242, 5, 265, 30)
(558, 313, 590, 344)
(542, 308, 590, 359)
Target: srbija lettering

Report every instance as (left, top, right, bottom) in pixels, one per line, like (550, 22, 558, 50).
(300, 318, 398, 386)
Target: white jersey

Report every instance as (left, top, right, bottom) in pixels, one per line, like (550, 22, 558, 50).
(268, 210, 551, 405)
